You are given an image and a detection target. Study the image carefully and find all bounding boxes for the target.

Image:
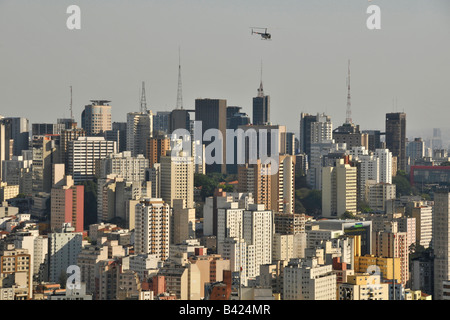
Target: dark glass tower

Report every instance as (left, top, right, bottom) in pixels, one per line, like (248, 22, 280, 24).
(385, 112, 407, 172)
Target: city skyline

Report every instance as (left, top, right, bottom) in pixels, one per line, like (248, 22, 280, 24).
(0, 0, 449, 141)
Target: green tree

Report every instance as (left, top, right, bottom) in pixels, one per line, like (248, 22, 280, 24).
(340, 211, 356, 220)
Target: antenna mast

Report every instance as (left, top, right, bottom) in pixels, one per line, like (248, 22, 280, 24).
(345, 60, 352, 124)
(176, 47, 183, 110)
(70, 86, 73, 121)
(140, 81, 147, 113)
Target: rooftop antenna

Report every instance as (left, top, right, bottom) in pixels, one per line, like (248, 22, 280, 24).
(257, 60, 264, 98)
(69, 85, 73, 121)
(176, 46, 184, 110)
(345, 60, 352, 124)
(140, 81, 147, 113)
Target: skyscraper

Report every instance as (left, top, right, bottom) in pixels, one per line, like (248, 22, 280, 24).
(195, 99, 227, 174)
(299, 113, 332, 161)
(433, 190, 450, 300)
(252, 81, 270, 126)
(322, 158, 357, 218)
(81, 100, 112, 136)
(134, 198, 171, 261)
(385, 112, 406, 172)
(50, 175, 84, 232)
(126, 111, 153, 157)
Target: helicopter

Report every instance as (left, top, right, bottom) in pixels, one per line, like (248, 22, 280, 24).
(251, 27, 271, 40)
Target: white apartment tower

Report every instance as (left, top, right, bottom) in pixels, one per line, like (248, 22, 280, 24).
(67, 136, 116, 183)
(160, 147, 194, 209)
(322, 159, 357, 218)
(134, 198, 171, 261)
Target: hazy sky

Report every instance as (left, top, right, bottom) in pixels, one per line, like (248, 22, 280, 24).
(0, 0, 449, 141)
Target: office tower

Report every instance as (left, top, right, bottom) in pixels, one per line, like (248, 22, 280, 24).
(127, 111, 153, 157)
(195, 98, 227, 174)
(97, 151, 148, 182)
(333, 123, 369, 150)
(134, 198, 171, 261)
(385, 112, 406, 172)
(104, 122, 127, 153)
(1, 153, 33, 195)
(3, 117, 29, 156)
(81, 100, 112, 136)
(227, 106, 250, 130)
(31, 134, 61, 193)
(169, 109, 191, 134)
(252, 77, 270, 125)
(160, 145, 194, 209)
(48, 224, 83, 283)
(237, 160, 271, 211)
(153, 111, 171, 134)
(432, 128, 442, 150)
(146, 135, 171, 167)
(411, 204, 433, 248)
(285, 132, 296, 155)
(283, 257, 336, 300)
(433, 190, 450, 300)
(67, 136, 115, 183)
(0, 118, 13, 182)
(60, 127, 86, 173)
(32, 123, 65, 136)
(145, 163, 161, 199)
(57, 117, 77, 130)
(173, 199, 196, 245)
(50, 175, 84, 232)
(0, 244, 32, 300)
(299, 113, 332, 158)
(362, 130, 383, 152)
(322, 158, 357, 218)
(406, 138, 425, 165)
(308, 140, 347, 190)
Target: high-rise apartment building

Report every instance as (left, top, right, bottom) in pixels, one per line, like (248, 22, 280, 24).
(146, 135, 171, 167)
(50, 175, 84, 232)
(237, 160, 271, 211)
(32, 134, 61, 193)
(134, 198, 171, 261)
(67, 136, 116, 183)
(385, 112, 406, 172)
(47, 224, 83, 283)
(0, 244, 32, 300)
(322, 158, 357, 218)
(127, 111, 153, 157)
(0, 117, 13, 182)
(81, 100, 112, 136)
(60, 127, 86, 173)
(283, 257, 336, 300)
(96, 151, 149, 182)
(411, 204, 433, 248)
(160, 146, 194, 209)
